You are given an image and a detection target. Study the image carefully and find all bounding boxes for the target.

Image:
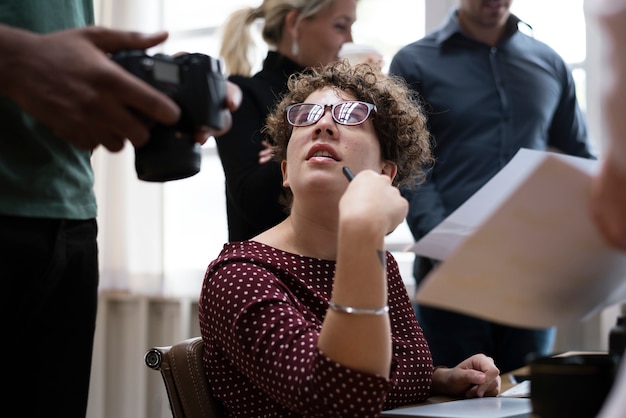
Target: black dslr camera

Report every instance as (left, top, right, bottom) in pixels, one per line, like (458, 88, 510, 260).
(111, 50, 227, 182)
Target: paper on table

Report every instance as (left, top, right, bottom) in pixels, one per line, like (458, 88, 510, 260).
(410, 149, 626, 328)
(499, 380, 530, 398)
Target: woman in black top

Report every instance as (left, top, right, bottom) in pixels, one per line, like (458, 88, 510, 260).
(215, 0, 357, 241)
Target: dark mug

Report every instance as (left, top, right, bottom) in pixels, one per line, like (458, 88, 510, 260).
(530, 353, 616, 418)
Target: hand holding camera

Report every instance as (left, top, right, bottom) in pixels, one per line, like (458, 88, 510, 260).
(112, 50, 227, 182)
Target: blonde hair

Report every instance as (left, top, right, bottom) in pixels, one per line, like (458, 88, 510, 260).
(220, 0, 335, 76)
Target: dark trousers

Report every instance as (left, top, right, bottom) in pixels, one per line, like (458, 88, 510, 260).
(414, 303, 555, 374)
(1, 215, 99, 417)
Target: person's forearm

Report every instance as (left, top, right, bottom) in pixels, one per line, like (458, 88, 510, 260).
(596, 1, 626, 172)
(318, 218, 391, 377)
(430, 366, 450, 395)
(0, 24, 40, 96)
(604, 73, 626, 174)
(603, 51, 626, 173)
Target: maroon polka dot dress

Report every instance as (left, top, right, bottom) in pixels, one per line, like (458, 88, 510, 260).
(199, 241, 433, 417)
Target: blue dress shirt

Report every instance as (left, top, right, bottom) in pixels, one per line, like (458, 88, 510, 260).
(389, 10, 596, 259)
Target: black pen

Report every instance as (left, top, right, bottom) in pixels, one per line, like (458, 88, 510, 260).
(342, 166, 355, 182)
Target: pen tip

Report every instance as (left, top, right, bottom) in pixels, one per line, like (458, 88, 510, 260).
(342, 166, 355, 181)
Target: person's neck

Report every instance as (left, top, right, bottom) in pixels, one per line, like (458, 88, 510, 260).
(257, 199, 339, 261)
(276, 38, 303, 67)
(457, 13, 508, 47)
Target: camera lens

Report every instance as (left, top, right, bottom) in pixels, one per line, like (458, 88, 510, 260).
(134, 126, 201, 182)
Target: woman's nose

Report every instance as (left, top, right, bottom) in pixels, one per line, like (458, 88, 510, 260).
(313, 110, 338, 137)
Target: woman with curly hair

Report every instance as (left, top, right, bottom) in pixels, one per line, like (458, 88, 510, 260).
(199, 61, 501, 417)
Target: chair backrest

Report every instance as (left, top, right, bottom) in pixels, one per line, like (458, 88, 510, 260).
(145, 336, 225, 418)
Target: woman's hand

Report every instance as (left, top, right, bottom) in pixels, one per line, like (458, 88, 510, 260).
(258, 140, 273, 164)
(197, 80, 242, 144)
(430, 354, 501, 398)
(339, 169, 407, 237)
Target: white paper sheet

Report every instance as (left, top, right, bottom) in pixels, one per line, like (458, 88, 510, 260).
(407, 149, 600, 260)
(409, 149, 626, 328)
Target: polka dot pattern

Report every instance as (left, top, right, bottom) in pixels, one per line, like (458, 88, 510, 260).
(199, 241, 433, 417)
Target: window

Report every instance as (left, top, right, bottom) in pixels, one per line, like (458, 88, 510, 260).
(95, 1, 592, 296)
(511, 0, 588, 113)
(350, 0, 425, 73)
(165, 0, 592, 296)
(160, 1, 429, 294)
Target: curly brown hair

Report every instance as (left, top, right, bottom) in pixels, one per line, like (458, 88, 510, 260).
(264, 60, 433, 206)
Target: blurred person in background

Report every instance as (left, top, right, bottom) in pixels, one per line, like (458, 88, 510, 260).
(389, 0, 596, 374)
(215, 0, 357, 242)
(0, 2, 240, 415)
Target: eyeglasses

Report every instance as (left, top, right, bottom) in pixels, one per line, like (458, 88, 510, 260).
(285, 101, 377, 127)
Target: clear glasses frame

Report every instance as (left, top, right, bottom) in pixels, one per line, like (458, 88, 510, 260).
(285, 101, 377, 127)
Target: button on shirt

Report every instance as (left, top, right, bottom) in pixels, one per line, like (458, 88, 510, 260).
(389, 11, 596, 241)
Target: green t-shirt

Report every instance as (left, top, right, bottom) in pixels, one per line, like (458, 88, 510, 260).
(0, 0, 97, 219)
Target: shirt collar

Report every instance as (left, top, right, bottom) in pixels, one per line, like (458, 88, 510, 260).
(435, 8, 527, 46)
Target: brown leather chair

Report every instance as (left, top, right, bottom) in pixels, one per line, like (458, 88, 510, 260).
(145, 336, 225, 418)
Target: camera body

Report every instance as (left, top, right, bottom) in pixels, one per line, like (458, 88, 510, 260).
(111, 50, 227, 182)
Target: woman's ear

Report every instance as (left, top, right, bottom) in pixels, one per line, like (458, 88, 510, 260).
(381, 160, 398, 182)
(281, 160, 290, 188)
(285, 10, 300, 42)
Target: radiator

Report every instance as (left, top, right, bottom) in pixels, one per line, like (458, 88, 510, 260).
(87, 291, 201, 418)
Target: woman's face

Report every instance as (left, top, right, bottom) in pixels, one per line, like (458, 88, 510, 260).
(296, 0, 357, 68)
(281, 87, 394, 198)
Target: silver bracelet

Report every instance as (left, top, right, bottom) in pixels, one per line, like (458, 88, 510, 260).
(328, 301, 389, 315)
